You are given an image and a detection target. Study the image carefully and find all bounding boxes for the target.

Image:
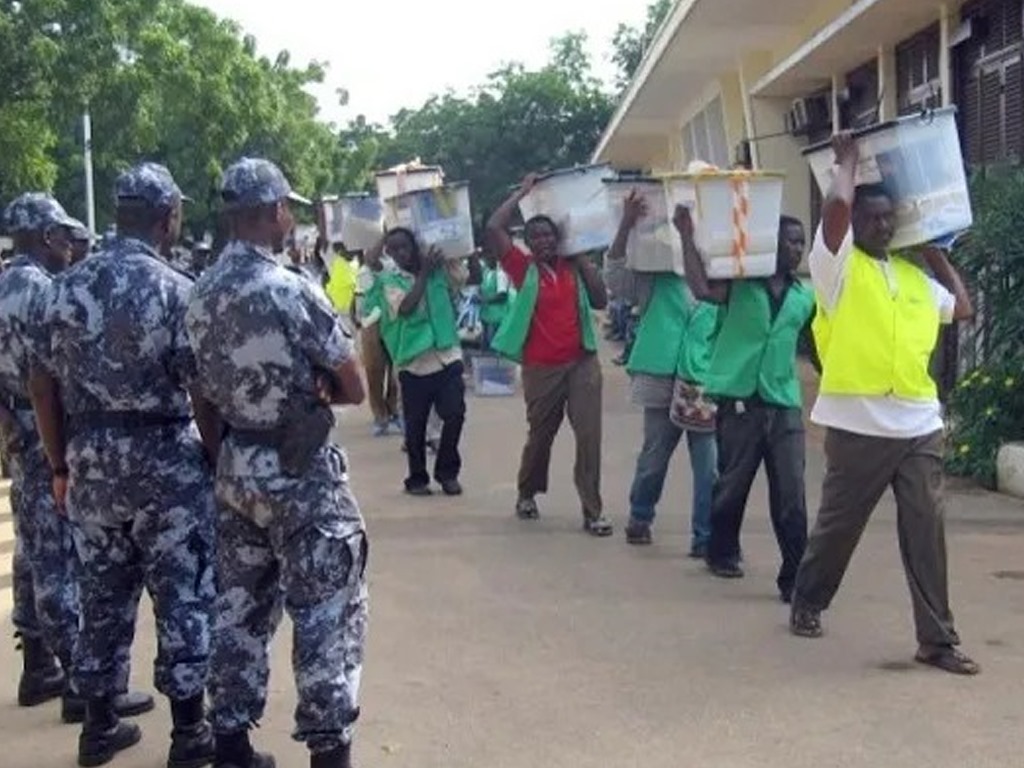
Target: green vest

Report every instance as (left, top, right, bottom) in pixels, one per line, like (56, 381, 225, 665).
(627, 275, 688, 377)
(704, 279, 815, 408)
(370, 269, 460, 367)
(491, 263, 597, 363)
(480, 267, 509, 325)
(627, 274, 719, 385)
(677, 301, 720, 384)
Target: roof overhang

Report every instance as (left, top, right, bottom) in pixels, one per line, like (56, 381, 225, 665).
(591, 0, 810, 167)
(751, 0, 952, 97)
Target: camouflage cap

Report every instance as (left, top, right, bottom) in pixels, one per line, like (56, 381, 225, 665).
(115, 162, 187, 208)
(220, 157, 312, 210)
(66, 217, 93, 242)
(2, 193, 78, 234)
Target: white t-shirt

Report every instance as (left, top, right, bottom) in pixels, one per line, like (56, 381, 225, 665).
(809, 225, 956, 439)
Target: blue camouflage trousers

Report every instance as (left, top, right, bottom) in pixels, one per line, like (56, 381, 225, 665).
(210, 445, 368, 754)
(9, 441, 79, 671)
(68, 428, 216, 701)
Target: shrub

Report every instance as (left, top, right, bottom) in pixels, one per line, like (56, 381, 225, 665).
(945, 167, 1024, 487)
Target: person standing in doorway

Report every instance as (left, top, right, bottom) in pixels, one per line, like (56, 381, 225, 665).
(486, 174, 612, 537)
(677, 204, 815, 603)
(609, 190, 720, 557)
(789, 134, 979, 676)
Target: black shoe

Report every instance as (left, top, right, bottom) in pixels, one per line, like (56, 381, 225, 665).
(78, 721, 142, 767)
(515, 497, 540, 520)
(214, 753, 276, 768)
(624, 520, 652, 546)
(310, 743, 351, 768)
(64, 690, 156, 724)
(17, 636, 66, 707)
(790, 607, 824, 639)
(707, 560, 744, 579)
(404, 484, 432, 497)
(440, 479, 463, 497)
(169, 721, 216, 768)
(688, 542, 708, 560)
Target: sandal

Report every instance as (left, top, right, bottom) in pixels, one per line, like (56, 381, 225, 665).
(915, 647, 980, 676)
(583, 513, 613, 538)
(516, 497, 540, 520)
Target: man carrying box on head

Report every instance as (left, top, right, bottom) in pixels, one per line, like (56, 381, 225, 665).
(788, 133, 979, 676)
(363, 228, 466, 497)
(676, 203, 815, 604)
(607, 189, 720, 557)
(486, 173, 612, 537)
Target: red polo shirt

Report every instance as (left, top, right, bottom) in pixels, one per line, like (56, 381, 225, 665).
(501, 246, 584, 367)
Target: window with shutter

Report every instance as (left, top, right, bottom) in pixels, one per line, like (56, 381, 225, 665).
(897, 24, 942, 115)
(956, 0, 1024, 166)
(842, 60, 881, 128)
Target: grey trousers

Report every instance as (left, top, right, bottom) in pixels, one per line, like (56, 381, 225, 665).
(793, 428, 960, 649)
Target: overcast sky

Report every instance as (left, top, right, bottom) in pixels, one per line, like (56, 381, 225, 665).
(194, 0, 650, 125)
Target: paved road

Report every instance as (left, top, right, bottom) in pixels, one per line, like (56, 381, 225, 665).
(3, 359, 1024, 768)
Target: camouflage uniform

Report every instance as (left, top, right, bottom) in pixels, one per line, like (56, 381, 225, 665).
(186, 158, 368, 756)
(0, 195, 80, 676)
(36, 167, 216, 703)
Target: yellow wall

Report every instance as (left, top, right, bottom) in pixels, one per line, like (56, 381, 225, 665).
(749, 97, 814, 231)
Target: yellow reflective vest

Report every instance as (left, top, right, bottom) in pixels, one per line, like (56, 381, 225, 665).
(816, 247, 939, 401)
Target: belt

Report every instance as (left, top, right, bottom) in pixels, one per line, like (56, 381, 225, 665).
(1, 392, 32, 412)
(227, 425, 286, 450)
(66, 410, 191, 435)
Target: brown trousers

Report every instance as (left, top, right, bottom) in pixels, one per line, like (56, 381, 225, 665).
(518, 354, 603, 516)
(360, 325, 399, 423)
(793, 428, 960, 648)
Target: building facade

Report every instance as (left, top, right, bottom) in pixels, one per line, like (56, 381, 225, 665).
(593, 0, 1022, 393)
(593, 0, 1023, 230)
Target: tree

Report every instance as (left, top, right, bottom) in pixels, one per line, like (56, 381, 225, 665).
(611, 0, 673, 91)
(377, 32, 613, 230)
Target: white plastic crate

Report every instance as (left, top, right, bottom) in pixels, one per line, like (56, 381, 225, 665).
(518, 164, 616, 256)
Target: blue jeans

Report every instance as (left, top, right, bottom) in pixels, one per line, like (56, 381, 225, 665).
(629, 407, 717, 549)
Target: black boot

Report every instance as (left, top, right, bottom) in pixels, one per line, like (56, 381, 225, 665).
(17, 635, 66, 707)
(168, 695, 215, 768)
(77, 696, 142, 767)
(310, 744, 352, 768)
(63, 689, 156, 724)
(213, 730, 276, 768)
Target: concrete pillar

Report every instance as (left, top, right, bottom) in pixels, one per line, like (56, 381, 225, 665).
(939, 3, 953, 107)
(879, 45, 898, 121)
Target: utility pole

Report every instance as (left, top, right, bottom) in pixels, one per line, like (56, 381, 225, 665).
(83, 107, 96, 237)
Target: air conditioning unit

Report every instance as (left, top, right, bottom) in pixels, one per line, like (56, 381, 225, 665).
(785, 95, 831, 137)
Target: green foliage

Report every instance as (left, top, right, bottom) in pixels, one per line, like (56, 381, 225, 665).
(945, 168, 1024, 486)
(1, 0, 337, 235)
(379, 32, 614, 231)
(610, 0, 673, 91)
(0, 0, 661, 239)
(945, 362, 1024, 488)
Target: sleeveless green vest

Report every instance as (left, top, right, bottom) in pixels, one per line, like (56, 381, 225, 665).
(627, 275, 688, 377)
(370, 269, 460, 367)
(704, 279, 815, 407)
(676, 301, 720, 385)
(480, 267, 509, 325)
(491, 263, 596, 364)
(627, 274, 720, 384)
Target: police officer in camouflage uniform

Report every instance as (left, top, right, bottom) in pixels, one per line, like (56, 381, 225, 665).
(31, 164, 219, 767)
(0, 194, 78, 709)
(186, 158, 368, 768)
(2, 194, 155, 727)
